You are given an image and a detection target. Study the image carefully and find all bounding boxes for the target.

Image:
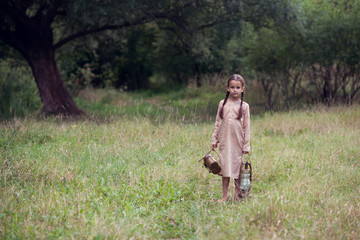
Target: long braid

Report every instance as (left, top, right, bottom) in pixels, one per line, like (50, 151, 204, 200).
(237, 91, 244, 120)
(219, 91, 230, 119)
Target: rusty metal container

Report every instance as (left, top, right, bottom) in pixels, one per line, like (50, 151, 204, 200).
(202, 154, 221, 174)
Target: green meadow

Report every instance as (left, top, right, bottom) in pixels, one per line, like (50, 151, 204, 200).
(1, 88, 359, 239)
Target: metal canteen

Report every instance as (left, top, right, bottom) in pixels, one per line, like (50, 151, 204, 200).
(202, 153, 221, 174)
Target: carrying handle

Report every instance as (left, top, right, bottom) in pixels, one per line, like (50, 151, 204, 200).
(243, 153, 251, 164)
(240, 154, 252, 182)
(198, 148, 220, 162)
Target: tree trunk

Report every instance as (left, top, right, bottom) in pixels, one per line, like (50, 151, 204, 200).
(2, 5, 85, 117)
(322, 66, 332, 104)
(194, 63, 201, 87)
(24, 46, 84, 117)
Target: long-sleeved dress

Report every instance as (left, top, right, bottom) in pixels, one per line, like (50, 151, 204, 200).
(212, 99, 250, 179)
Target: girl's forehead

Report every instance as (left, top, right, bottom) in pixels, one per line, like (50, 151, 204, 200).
(228, 80, 243, 86)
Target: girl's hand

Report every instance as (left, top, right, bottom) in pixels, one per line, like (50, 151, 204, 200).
(212, 143, 217, 149)
(243, 151, 249, 154)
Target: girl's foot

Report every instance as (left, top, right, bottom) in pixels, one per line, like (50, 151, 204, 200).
(216, 197, 228, 203)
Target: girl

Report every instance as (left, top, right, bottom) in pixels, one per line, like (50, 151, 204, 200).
(212, 74, 250, 202)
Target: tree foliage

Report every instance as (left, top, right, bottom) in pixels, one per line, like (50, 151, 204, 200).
(0, 0, 359, 116)
(236, 0, 360, 108)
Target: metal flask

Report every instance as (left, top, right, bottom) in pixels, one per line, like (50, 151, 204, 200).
(239, 162, 252, 191)
(203, 154, 221, 174)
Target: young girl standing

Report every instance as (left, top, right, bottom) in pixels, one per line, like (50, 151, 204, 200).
(212, 74, 250, 202)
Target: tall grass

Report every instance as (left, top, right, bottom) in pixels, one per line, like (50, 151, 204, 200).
(75, 87, 226, 122)
(1, 91, 359, 238)
(74, 83, 265, 122)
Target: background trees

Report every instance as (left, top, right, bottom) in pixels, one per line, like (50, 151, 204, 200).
(303, 0, 360, 104)
(239, 0, 360, 109)
(0, 0, 359, 117)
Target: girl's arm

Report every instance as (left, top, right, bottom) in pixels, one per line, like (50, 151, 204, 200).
(243, 103, 250, 153)
(211, 101, 223, 148)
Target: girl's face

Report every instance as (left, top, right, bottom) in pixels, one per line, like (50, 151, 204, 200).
(227, 80, 244, 100)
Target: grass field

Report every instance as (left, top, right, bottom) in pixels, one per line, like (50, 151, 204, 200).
(1, 89, 360, 239)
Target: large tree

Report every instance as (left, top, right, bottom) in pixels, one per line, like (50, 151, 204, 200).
(0, 0, 224, 116)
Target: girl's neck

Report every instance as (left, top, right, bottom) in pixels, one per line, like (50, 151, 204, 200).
(228, 97, 240, 102)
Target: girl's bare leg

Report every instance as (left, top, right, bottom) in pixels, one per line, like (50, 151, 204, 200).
(234, 178, 241, 201)
(218, 177, 230, 202)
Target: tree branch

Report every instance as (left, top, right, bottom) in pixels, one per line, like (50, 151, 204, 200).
(53, 0, 207, 49)
(54, 17, 151, 49)
(154, 14, 191, 34)
(33, 0, 64, 25)
(45, 0, 64, 23)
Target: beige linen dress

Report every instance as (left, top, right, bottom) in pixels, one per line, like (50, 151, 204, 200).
(212, 99, 250, 179)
